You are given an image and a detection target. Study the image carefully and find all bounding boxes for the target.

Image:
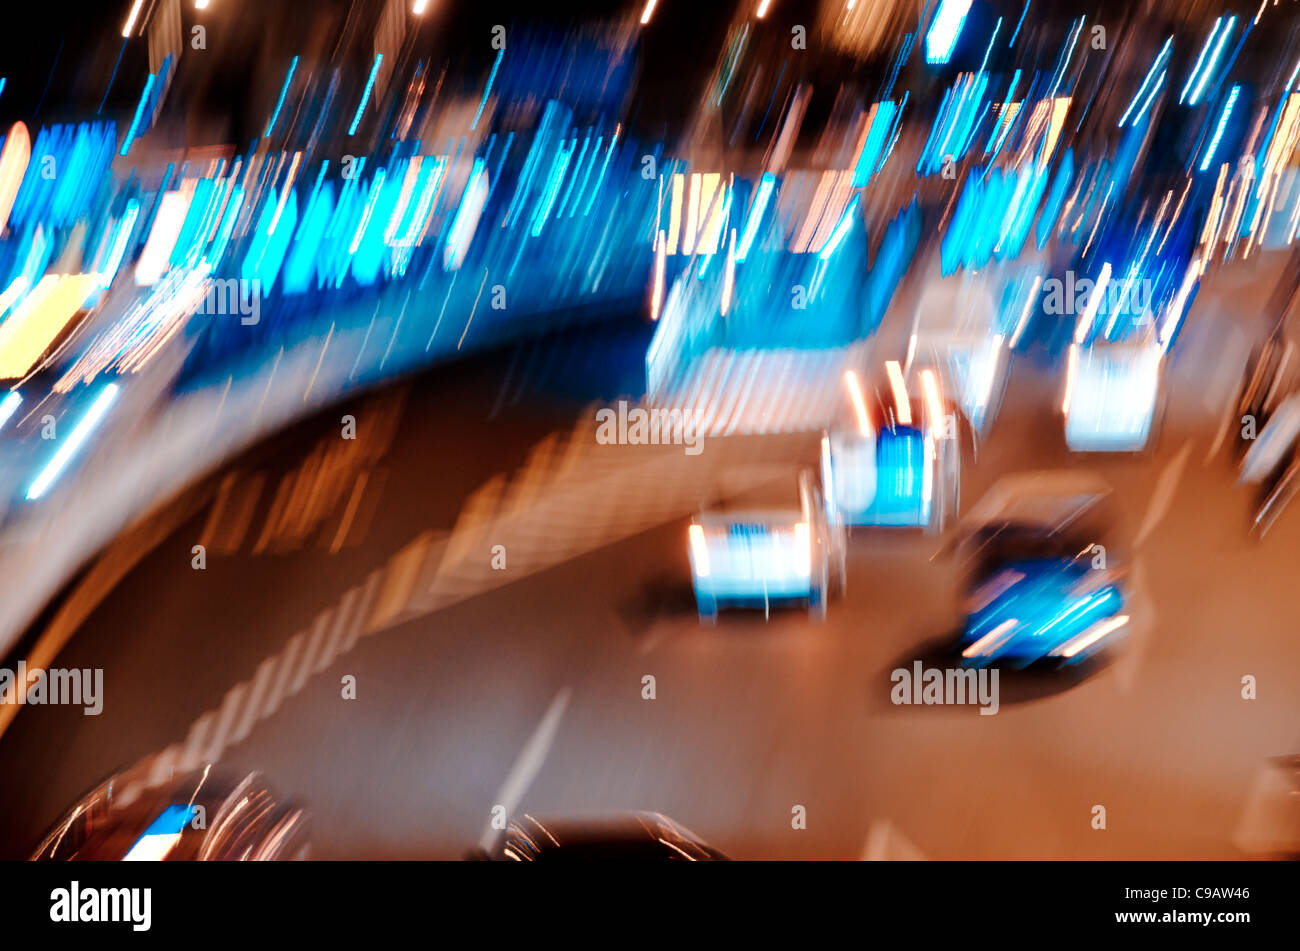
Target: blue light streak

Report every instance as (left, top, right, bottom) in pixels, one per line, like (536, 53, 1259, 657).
(265, 56, 299, 137)
(925, 0, 973, 65)
(471, 49, 504, 131)
(349, 54, 383, 136)
(119, 72, 156, 156)
(1200, 84, 1240, 172)
(1119, 37, 1171, 127)
(819, 195, 859, 261)
(27, 384, 120, 500)
(736, 173, 774, 262)
(1189, 16, 1234, 106)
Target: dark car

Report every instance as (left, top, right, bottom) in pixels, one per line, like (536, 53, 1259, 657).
(1232, 334, 1291, 463)
(474, 812, 729, 861)
(32, 764, 310, 861)
(946, 471, 1133, 668)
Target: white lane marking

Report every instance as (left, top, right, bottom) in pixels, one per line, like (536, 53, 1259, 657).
(230, 656, 279, 747)
(1205, 404, 1237, 463)
(203, 682, 250, 763)
(861, 819, 927, 860)
(127, 570, 386, 798)
(1233, 761, 1297, 855)
(478, 687, 573, 850)
(1113, 556, 1154, 695)
(345, 569, 383, 651)
(288, 613, 331, 696)
(636, 618, 674, 656)
(314, 592, 355, 675)
(262, 632, 306, 720)
(1134, 439, 1192, 549)
(181, 711, 216, 769)
(117, 419, 757, 801)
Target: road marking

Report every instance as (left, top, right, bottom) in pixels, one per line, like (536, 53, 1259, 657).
(0, 486, 210, 741)
(314, 592, 355, 674)
(181, 711, 216, 770)
(122, 572, 385, 802)
(366, 532, 438, 632)
(81, 422, 774, 803)
(288, 613, 331, 696)
(1114, 557, 1154, 695)
(478, 687, 572, 850)
(1205, 405, 1237, 464)
(861, 819, 927, 860)
(1233, 761, 1297, 856)
(1134, 439, 1192, 549)
(230, 656, 279, 746)
(636, 624, 669, 656)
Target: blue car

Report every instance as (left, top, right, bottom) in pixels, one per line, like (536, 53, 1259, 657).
(951, 471, 1130, 668)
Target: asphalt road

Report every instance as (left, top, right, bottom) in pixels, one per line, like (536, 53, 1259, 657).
(2, 283, 1298, 861)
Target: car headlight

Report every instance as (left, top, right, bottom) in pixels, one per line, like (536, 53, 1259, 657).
(1049, 613, 1129, 658)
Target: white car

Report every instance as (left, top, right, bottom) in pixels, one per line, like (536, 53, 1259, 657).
(913, 277, 1010, 441)
(821, 363, 961, 534)
(1062, 339, 1163, 452)
(688, 467, 844, 622)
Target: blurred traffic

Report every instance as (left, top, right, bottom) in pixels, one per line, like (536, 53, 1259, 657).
(0, 0, 1298, 861)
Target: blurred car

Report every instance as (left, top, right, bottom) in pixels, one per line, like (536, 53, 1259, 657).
(688, 466, 844, 621)
(912, 278, 1010, 441)
(1231, 334, 1293, 464)
(948, 471, 1130, 668)
(33, 765, 309, 860)
(1062, 337, 1163, 453)
(475, 812, 729, 861)
(1237, 351, 1300, 535)
(1241, 385, 1300, 472)
(1252, 455, 1300, 538)
(821, 362, 961, 535)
